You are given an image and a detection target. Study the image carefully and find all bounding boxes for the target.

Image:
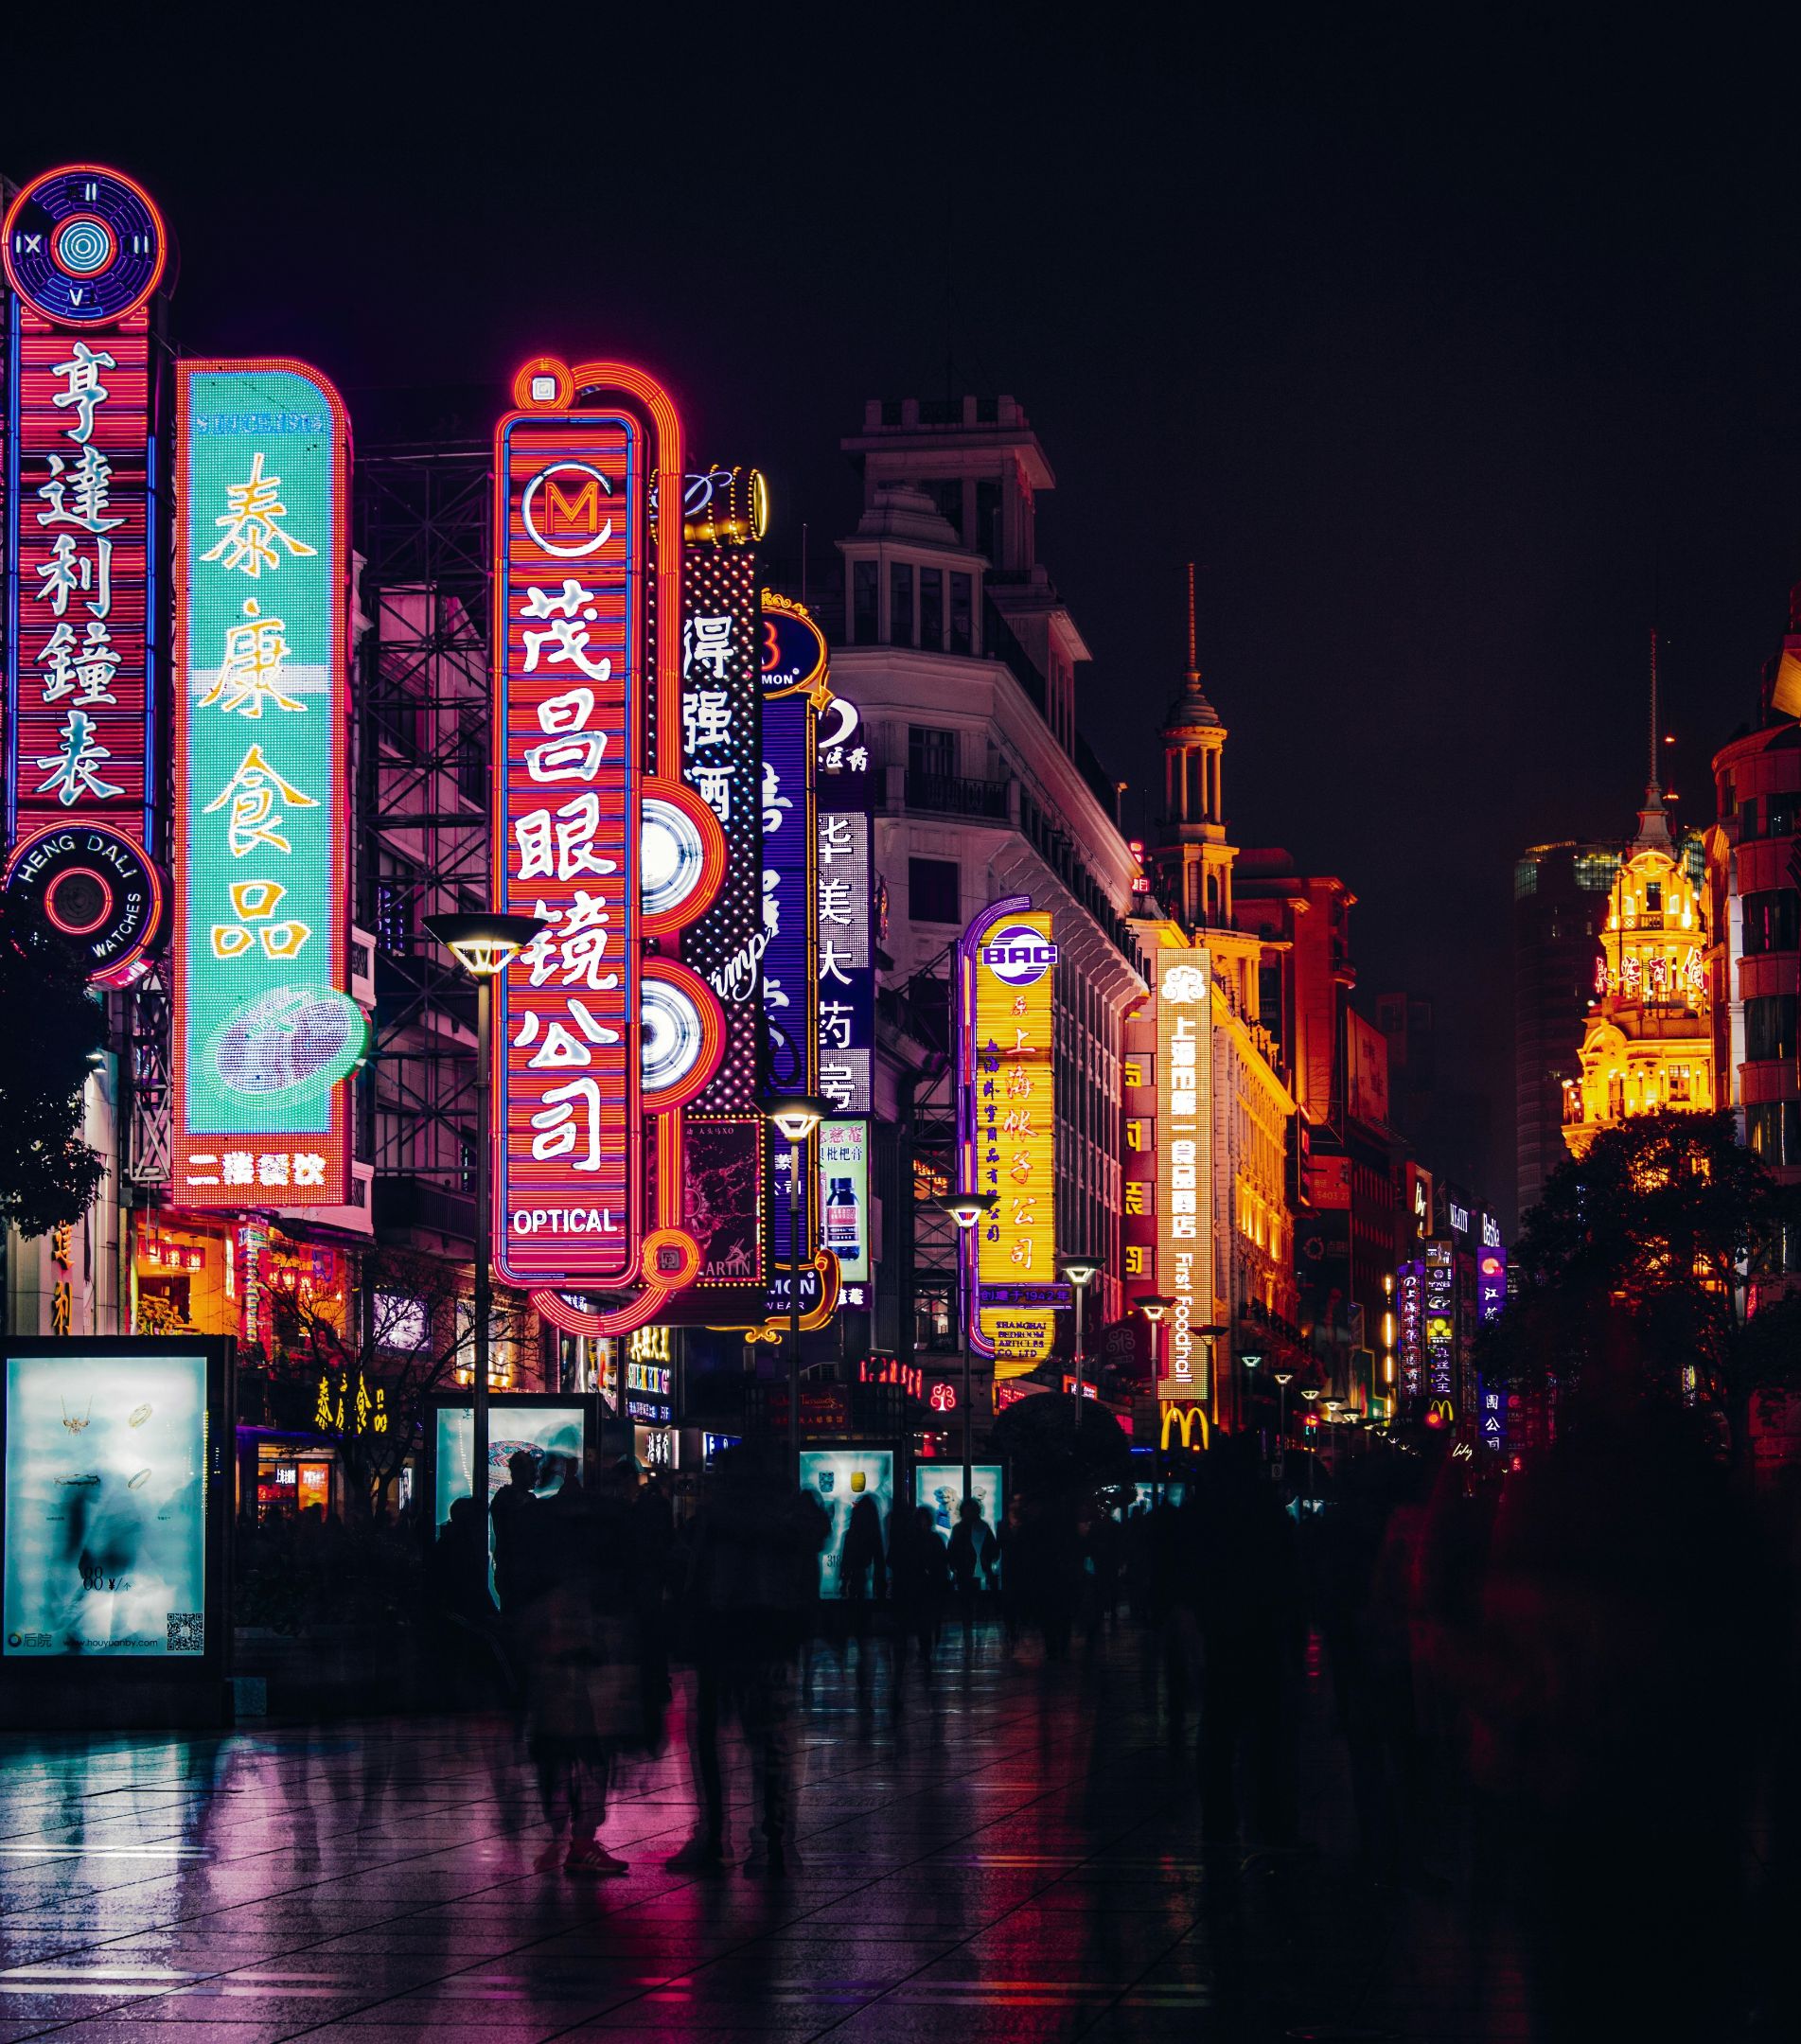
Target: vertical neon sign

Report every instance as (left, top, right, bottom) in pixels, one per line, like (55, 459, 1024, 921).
(4, 167, 165, 974)
(171, 361, 357, 1206)
(1155, 948, 1213, 1400)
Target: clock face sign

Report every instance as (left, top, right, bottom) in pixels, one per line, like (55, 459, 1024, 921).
(4, 166, 167, 325)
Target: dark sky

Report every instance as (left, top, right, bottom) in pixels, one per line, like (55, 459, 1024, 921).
(14, 4, 1801, 1226)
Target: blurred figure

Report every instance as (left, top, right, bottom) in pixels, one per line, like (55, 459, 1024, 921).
(1466, 1333, 1776, 2038)
(668, 1448, 827, 1876)
(947, 1496, 999, 1650)
(489, 1449, 539, 1615)
(889, 1503, 950, 1697)
(426, 1495, 501, 1707)
(1188, 1434, 1305, 1845)
(839, 1489, 886, 1710)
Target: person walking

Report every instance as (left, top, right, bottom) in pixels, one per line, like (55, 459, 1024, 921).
(946, 1496, 998, 1653)
(489, 1448, 540, 1615)
(888, 1504, 950, 1699)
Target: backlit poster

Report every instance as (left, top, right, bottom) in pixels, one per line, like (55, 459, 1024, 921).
(819, 1118, 870, 1284)
(433, 1403, 585, 1527)
(959, 899, 1058, 1366)
(1156, 948, 1213, 1400)
(4, 1349, 206, 1657)
(800, 1447, 892, 1597)
(171, 361, 358, 1206)
(915, 1463, 1003, 1540)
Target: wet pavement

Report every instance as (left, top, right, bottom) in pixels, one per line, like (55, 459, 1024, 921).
(0, 1622, 1527, 2043)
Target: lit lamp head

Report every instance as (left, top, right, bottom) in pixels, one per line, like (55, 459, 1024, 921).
(1062, 1257, 1103, 1289)
(1241, 1351, 1262, 1371)
(1273, 1370, 1294, 1387)
(758, 1093, 833, 1145)
(1139, 1295, 1175, 1325)
(935, 1189, 998, 1232)
(425, 910, 548, 979)
(1299, 1386, 1319, 1402)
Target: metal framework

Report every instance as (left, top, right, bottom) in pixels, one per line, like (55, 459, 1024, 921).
(352, 446, 492, 1223)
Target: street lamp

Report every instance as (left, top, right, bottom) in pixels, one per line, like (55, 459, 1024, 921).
(1062, 1257, 1102, 1440)
(1139, 1295, 1174, 1506)
(1272, 1369, 1294, 1480)
(759, 1093, 832, 1481)
(934, 1189, 998, 1507)
(424, 910, 546, 1583)
(1299, 1384, 1320, 1506)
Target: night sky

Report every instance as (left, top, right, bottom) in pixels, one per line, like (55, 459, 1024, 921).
(14, 6, 1801, 1229)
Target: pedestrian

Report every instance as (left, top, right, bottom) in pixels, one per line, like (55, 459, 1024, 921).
(666, 1446, 828, 1876)
(946, 1496, 999, 1650)
(489, 1448, 539, 1615)
(888, 1504, 950, 1697)
(839, 1489, 886, 1709)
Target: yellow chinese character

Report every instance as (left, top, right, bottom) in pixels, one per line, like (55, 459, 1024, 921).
(203, 743, 317, 856)
(202, 451, 319, 577)
(201, 599, 305, 716)
(1126, 1119, 1145, 1153)
(1124, 1244, 1145, 1277)
(1125, 1181, 1145, 1216)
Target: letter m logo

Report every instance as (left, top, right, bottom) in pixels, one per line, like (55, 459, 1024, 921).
(545, 474, 600, 535)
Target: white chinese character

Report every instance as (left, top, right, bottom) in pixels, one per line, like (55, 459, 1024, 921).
(257, 1154, 291, 1188)
(523, 732, 605, 784)
(820, 1000, 855, 1048)
(293, 1154, 327, 1188)
(691, 765, 733, 820)
(512, 997, 620, 1068)
(36, 620, 120, 707)
(202, 744, 318, 857)
(202, 599, 305, 716)
(763, 976, 789, 1013)
(49, 343, 114, 445)
(201, 451, 319, 576)
(556, 890, 614, 991)
(820, 938, 854, 985)
(530, 1077, 603, 1170)
(682, 688, 733, 753)
(537, 686, 595, 734)
(184, 1155, 221, 1187)
(762, 760, 791, 835)
(222, 1152, 256, 1186)
(35, 709, 122, 805)
(848, 746, 869, 770)
(513, 791, 615, 882)
(683, 614, 733, 680)
(34, 534, 91, 618)
(36, 445, 122, 534)
(819, 815, 854, 862)
(763, 868, 781, 936)
(818, 875, 854, 925)
(1162, 964, 1207, 1005)
(521, 579, 611, 683)
(820, 1064, 856, 1111)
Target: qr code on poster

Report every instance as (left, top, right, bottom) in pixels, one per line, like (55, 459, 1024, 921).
(166, 1612, 204, 1653)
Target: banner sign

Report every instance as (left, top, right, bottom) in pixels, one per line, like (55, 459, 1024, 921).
(819, 1118, 869, 1285)
(1156, 948, 1213, 1401)
(5, 166, 166, 868)
(493, 404, 646, 1287)
(959, 898, 1058, 1365)
(1398, 1259, 1423, 1401)
(761, 688, 816, 1263)
(171, 361, 357, 1205)
(816, 690, 873, 1115)
(1423, 1240, 1455, 1401)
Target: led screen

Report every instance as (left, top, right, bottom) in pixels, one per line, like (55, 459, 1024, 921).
(4, 1349, 207, 1657)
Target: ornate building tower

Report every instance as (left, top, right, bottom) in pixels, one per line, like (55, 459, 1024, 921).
(1563, 633, 1714, 1155)
(1155, 566, 1236, 929)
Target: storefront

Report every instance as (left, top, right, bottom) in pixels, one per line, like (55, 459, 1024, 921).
(241, 1431, 338, 1523)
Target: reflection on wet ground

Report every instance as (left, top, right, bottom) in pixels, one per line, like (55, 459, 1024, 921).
(0, 1622, 1525, 2042)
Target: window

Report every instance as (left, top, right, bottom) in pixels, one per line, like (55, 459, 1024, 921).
(977, 478, 1003, 562)
(909, 856, 961, 925)
(1574, 853, 1618, 891)
(375, 879, 412, 955)
(1645, 881, 1662, 914)
(891, 562, 914, 646)
(1514, 860, 1539, 899)
(1746, 995, 1798, 1062)
(1741, 797, 1760, 841)
(909, 726, 957, 778)
(949, 573, 974, 655)
(1742, 890, 1800, 956)
(919, 567, 944, 651)
(1747, 1101, 1801, 1165)
(926, 479, 962, 537)
(455, 731, 486, 807)
(852, 559, 878, 643)
(1770, 792, 1801, 837)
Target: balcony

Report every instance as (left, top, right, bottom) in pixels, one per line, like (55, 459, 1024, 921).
(902, 769, 1010, 820)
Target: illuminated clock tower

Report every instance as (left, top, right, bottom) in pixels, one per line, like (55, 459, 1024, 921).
(1563, 638, 1713, 1155)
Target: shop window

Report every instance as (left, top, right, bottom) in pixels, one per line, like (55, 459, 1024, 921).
(1746, 995, 1798, 1063)
(852, 559, 878, 643)
(909, 856, 961, 925)
(1742, 890, 1800, 956)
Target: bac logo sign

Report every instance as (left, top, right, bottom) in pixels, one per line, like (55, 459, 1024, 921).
(521, 462, 614, 557)
(980, 925, 1060, 986)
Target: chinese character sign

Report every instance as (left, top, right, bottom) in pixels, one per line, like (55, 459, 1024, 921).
(6, 176, 161, 846)
(1477, 1246, 1507, 1324)
(1422, 1241, 1455, 1402)
(959, 901, 1058, 1365)
(761, 690, 817, 1263)
(1156, 949, 1213, 1401)
(494, 413, 643, 1287)
(815, 695, 873, 1116)
(1398, 1260, 1423, 1400)
(172, 363, 357, 1206)
(819, 1119, 869, 1285)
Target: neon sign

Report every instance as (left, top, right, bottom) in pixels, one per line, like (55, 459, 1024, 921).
(959, 897, 1057, 1366)
(171, 361, 357, 1206)
(1156, 949, 1213, 1400)
(5, 166, 168, 981)
(816, 693, 874, 1115)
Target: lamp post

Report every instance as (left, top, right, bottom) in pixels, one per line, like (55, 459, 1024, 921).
(1299, 1385, 1319, 1507)
(760, 1094, 831, 1482)
(1061, 1257, 1102, 1444)
(935, 1190, 998, 1507)
(424, 911, 546, 1586)
(1139, 1295, 1174, 1507)
(1272, 1369, 1293, 1483)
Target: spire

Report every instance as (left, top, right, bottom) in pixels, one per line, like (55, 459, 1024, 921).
(1161, 561, 1221, 733)
(1634, 625, 1673, 850)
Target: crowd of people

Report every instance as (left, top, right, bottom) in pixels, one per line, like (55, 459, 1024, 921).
(425, 1376, 1799, 2036)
